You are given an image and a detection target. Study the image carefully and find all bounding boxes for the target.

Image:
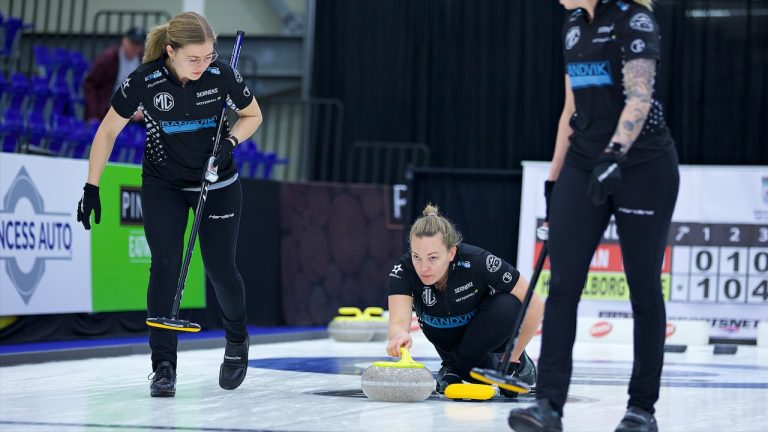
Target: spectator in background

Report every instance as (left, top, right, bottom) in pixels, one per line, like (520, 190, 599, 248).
(83, 27, 146, 121)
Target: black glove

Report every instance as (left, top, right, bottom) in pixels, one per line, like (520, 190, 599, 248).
(77, 183, 101, 230)
(213, 136, 237, 168)
(588, 152, 623, 206)
(544, 180, 555, 222)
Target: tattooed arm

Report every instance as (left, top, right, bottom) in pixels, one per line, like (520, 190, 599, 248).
(609, 58, 656, 153)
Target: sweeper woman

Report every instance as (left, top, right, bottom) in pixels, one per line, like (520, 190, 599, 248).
(76, 11, 262, 397)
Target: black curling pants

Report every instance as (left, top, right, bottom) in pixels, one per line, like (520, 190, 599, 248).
(142, 180, 248, 370)
(536, 150, 679, 415)
(425, 293, 523, 378)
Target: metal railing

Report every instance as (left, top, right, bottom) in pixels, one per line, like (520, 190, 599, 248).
(250, 97, 343, 182)
(89, 10, 171, 59)
(347, 141, 430, 185)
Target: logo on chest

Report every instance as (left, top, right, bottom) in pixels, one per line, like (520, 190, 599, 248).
(455, 281, 474, 293)
(197, 88, 219, 98)
(567, 61, 614, 89)
(565, 26, 581, 50)
(153, 92, 174, 111)
(422, 287, 437, 307)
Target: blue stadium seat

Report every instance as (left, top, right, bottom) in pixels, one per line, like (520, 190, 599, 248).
(1, 16, 32, 57)
(33, 45, 54, 82)
(0, 73, 6, 107)
(233, 139, 288, 179)
(7, 73, 29, 111)
(69, 50, 90, 101)
(0, 107, 23, 152)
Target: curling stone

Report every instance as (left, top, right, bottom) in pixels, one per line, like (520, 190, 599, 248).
(361, 347, 435, 402)
(363, 307, 389, 341)
(328, 307, 375, 342)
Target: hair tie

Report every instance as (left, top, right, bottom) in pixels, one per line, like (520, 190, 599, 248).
(426, 212, 438, 217)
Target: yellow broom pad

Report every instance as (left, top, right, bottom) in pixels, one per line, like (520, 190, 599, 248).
(445, 383, 495, 400)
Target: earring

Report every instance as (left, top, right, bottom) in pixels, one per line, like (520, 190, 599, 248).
(170, 57, 174, 63)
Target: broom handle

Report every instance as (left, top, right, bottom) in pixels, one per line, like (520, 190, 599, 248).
(498, 241, 548, 372)
(170, 31, 245, 319)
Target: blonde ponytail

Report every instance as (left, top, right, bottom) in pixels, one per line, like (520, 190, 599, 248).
(633, 0, 653, 11)
(142, 11, 217, 64)
(143, 23, 169, 63)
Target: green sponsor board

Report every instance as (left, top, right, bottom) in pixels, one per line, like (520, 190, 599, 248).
(535, 270, 671, 301)
(91, 163, 205, 312)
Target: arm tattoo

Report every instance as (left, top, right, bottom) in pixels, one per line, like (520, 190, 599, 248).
(611, 58, 657, 151)
(623, 58, 656, 104)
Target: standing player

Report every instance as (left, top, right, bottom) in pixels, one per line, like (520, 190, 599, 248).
(387, 204, 544, 396)
(508, 1, 679, 431)
(76, 12, 262, 397)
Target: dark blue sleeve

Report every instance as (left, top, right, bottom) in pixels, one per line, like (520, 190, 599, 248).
(110, 69, 143, 119)
(220, 62, 255, 111)
(616, 8, 662, 61)
(473, 249, 521, 293)
(387, 260, 413, 297)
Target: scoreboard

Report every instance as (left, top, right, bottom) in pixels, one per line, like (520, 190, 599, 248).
(519, 162, 768, 341)
(668, 223, 767, 305)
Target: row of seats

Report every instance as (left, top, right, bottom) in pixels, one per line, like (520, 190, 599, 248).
(0, 20, 288, 179)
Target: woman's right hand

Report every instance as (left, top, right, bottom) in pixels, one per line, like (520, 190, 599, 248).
(76, 183, 101, 230)
(386, 332, 413, 357)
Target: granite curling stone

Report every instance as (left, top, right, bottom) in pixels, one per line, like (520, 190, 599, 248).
(363, 307, 389, 342)
(361, 347, 435, 402)
(328, 307, 375, 342)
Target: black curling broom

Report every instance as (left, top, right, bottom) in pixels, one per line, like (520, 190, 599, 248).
(146, 31, 246, 333)
(467, 227, 549, 394)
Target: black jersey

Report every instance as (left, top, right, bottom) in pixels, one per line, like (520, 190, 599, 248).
(562, 0, 673, 169)
(111, 58, 254, 189)
(388, 243, 520, 331)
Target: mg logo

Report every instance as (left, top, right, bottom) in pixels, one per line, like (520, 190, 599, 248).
(153, 92, 174, 111)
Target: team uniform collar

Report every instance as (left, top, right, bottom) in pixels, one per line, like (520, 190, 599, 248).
(579, 0, 613, 23)
(159, 57, 203, 87)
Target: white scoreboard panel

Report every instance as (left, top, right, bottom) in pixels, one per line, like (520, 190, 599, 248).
(519, 162, 768, 341)
(669, 223, 768, 305)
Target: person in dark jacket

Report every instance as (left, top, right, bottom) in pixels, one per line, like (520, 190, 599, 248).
(83, 27, 146, 121)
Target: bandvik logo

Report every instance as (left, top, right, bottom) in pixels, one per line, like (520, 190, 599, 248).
(567, 61, 613, 89)
(0, 167, 73, 304)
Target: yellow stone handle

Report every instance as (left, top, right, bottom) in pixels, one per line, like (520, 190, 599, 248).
(363, 306, 384, 317)
(338, 307, 363, 316)
(372, 347, 425, 369)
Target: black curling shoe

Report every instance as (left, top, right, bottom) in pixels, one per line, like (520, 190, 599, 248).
(436, 362, 464, 394)
(219, 338, 249, 390)
(149, 361, 176, 397)
(508, 399, 563, 432)
(614, 406, 658, 432)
